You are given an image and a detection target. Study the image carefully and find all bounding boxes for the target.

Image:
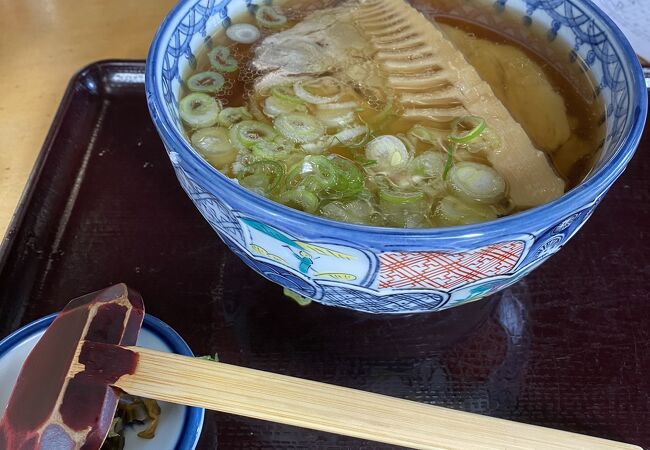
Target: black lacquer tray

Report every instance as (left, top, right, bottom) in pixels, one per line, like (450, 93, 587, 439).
(1, 61, 649, 449)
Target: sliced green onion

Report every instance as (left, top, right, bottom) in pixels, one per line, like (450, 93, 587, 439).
(279, 188, 319, 213)
(263, 96, 305, 118)
(274, 112, 325, 144)
(378, 187, 431, 228)
(365, 135, 410, 172)
(379, 189, 425, 205)
(399, 132, 416, 154)
(286, 155, 337, 193)
(283, 287, 312, 306)
(294, 77, 344, 104)
(434, 195, 497, 226)
(407, 124, 448, 145)
(443, 144, 455, 180)
(406, 151, 446, 197)
(247, 95, 267, 122)
(320, 201, 351, 222)
(325, 156, 364, 200)
(230, 120, 277, 148)
(449, 116, 486, 144)
(239, 160, 285, 195)
(187, 71, 225, 93)
(190, 127, 237, 168)
(226, 23, 260, 44)
(320, 199, 381, 225)
(315, 108, 356, 128)
(255, 5, 287, 28)
(317, 101, 359, 111)
(264, 97, 291, 118)
(447, 161, 506, 204)
(299, 156, 337, 188)
(208, 46, 238, 73)
(332, 125, 369, 146)
(285, 155, 364, 203)
(301, 137, 332, 154)
(410, 152, 446, 180)
(271, 85, 304, 104)
(218, 106, 252, 127)
(251, 139, 293, 160)
(179, 93, 221, 128)
(320, 202, 350, 223)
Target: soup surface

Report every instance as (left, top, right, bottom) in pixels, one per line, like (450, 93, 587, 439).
(179, 0, 604, 228)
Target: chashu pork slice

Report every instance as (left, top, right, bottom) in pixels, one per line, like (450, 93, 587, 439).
(253, 6, 373, 92)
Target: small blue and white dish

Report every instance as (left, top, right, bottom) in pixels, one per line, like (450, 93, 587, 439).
(0, 314, 204, 450)
(146, 0, 648, 314)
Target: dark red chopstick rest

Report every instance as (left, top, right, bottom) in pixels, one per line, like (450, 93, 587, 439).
(0, 284, 143, 450)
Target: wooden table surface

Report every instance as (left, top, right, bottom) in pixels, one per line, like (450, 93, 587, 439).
(0, 0, 177, 239)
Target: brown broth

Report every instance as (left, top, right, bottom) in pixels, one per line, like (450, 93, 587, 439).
(184, 0, 604, 190)
(180, 0, 606, 228)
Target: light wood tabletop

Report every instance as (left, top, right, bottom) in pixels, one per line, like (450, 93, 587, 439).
(0, 0, 177, 240)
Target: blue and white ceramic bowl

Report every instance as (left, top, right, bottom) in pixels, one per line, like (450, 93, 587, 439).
(146, 0, 648, 314)
(0, 314, 204, 450)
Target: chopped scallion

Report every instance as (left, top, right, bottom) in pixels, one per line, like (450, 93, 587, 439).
(379, 189, 425, 205)
(251, 139, 293, 160)
(239, 160, 285, 195)
(447, 161, 506, 204)
(179, 93, 221, 128)
(434, 195, 497, 226)
(286, 155, 337, 192)
(365, 135, 410, 172)
(226, 23, 261, 44)
(230, 120, 277, 148)
(187, 71, 225, 93)
(294, 77, 344, 104)
(283, 287, 312, 306)
(449, 116, 486, 144)
(218, 106, 252, 127)
(274, 112, 325, 143)
(443, 145, 455, 180)
(190, 127, 237, 168)
(255, 5, 287, 28)
(271, 85, 304, 104)
(208, 46, 238, 73)
(325, 156, 364, 200)
(263, 96, 305, 118)
(279, 187, 319, 213)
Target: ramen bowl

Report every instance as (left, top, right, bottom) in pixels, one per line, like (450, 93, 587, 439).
(146, 0, 647, 314)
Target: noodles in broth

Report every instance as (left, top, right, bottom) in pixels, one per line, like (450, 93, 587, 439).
(179, 0, 604, 228)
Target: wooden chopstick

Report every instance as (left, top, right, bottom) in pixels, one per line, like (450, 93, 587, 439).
(95, 347, 642, 450)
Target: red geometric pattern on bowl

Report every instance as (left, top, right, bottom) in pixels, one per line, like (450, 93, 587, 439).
(378, 241, 525, 290)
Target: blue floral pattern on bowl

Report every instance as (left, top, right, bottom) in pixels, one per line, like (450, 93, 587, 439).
(147, 0, 647, 314)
